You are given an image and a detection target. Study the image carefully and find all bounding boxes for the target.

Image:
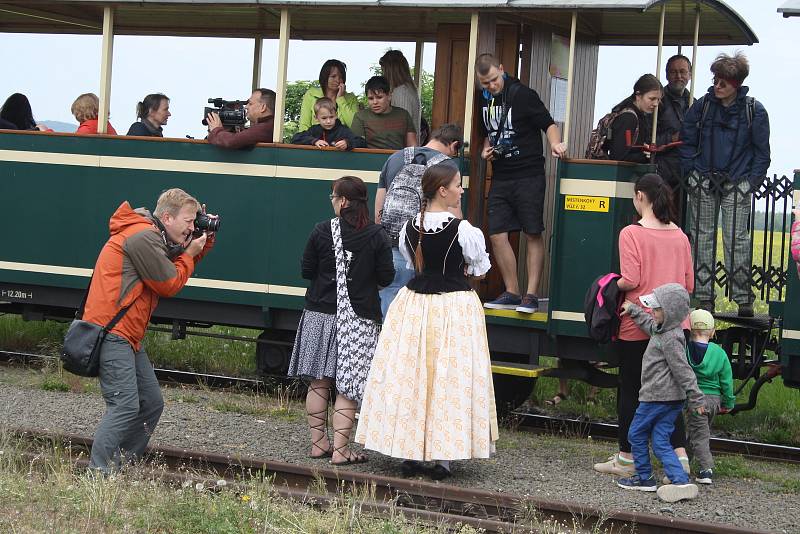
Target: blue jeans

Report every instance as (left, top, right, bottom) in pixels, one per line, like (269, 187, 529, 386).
(379, 247, 415, 318)
(89, 333, 164, 473)
(628, 401, 688, 484)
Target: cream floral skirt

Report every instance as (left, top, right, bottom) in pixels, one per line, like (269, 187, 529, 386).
(355, 287, 498, 461)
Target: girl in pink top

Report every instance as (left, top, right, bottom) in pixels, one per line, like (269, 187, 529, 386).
(594, 173, 693, 479)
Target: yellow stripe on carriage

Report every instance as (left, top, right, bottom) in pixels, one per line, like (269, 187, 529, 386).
(491, 363, 554, 378)
(483, 308, 548, 322)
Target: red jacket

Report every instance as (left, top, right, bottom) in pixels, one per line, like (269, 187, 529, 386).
(76, 119, 118, 135)
(83, 202, 213, 350)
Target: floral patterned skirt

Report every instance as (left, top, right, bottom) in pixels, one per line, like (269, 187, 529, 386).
(355, 287, 498, 461)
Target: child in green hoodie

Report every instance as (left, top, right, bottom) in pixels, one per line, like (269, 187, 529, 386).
(685, 309, 735, 485)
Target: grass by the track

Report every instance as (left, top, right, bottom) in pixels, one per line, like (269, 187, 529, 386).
(0, 430, 490, 534)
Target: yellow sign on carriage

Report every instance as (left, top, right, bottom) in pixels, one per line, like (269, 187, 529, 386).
(564, 195, 610, 212)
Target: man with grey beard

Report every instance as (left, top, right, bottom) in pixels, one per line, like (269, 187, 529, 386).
(657, 54, 692, 219)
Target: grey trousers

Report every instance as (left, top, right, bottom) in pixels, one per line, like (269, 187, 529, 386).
(685, 394, 721, 471)
(686, 172, 753, 305)
(89, 333, 164, 472)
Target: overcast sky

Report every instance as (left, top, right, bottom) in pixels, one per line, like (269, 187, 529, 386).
(0, 0, 795, 177)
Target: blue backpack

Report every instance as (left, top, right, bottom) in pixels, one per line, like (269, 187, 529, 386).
(584, 273, 623, 344)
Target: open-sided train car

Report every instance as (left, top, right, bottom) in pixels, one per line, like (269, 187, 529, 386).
(1, 0, 792, 410)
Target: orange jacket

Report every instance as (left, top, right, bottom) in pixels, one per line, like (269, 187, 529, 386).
(83, 202, 214, 350)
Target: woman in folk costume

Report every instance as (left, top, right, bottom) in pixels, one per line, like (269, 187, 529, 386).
(356, 163, 497, 480)
(288, 176, 394, 465)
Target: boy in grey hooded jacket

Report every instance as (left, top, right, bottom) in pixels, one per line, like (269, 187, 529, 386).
(616, 283, 705, 502)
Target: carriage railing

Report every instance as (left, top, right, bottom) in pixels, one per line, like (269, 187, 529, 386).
(675, 172, 793, 313)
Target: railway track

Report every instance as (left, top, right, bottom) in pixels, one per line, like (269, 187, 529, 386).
(8, 427, 767, 534)
(4, 349, 799, 464)
(513, 412, 800, 464)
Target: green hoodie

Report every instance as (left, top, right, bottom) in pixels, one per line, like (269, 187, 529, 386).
(686, 341, 735, 409)
(299, 87, 360, 131)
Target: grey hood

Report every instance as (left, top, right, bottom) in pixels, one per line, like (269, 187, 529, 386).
(651, 283, 690, 332)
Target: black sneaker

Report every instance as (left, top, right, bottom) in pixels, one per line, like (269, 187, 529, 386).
(484, 292, 521, 310)
(400, 460, 424, 477)
(516, 294, 539, 313)
(429, 464, 451, 481)
(738, 303, 754, 317)
(696, 468, 713, 485)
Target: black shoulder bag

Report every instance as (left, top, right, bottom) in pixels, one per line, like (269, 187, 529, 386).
(61, 273, 132, 377)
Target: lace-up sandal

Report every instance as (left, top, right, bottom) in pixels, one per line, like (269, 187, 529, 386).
(330, 405, 368, 465)
(306, 382, 332, 458)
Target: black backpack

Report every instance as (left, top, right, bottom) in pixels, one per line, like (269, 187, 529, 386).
(584, 273, 623, 344)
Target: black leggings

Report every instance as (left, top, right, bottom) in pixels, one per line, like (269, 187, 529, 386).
(616, 339, 687, 453)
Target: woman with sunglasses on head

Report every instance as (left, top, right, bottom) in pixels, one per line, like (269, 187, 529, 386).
(356, 163, 496, 481)
(679, 52, 771, 318)
(288, 176, 394, 465)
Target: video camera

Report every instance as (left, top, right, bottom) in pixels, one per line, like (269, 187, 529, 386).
(202, 98, 247, 128)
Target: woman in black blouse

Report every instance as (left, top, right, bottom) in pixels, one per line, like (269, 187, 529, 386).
(608, 74, 664, 163)
(289, 176, 394, 465)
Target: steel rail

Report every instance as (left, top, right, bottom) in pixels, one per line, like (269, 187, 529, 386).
(514, 412, 800, 464)
(9, 427, 767, 534)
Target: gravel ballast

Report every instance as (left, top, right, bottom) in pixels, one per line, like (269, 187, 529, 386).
(1, 367, 798, 533)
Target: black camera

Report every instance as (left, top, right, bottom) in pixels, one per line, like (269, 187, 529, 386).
(202, 98, 247, 128)
(491, 138, 512, 159)
(193, 211, 221, 238)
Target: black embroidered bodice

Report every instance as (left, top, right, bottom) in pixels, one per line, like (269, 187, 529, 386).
(403, 216, 471, 294)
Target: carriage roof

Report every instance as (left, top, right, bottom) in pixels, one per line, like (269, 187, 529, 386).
(0, 0, 756, 45)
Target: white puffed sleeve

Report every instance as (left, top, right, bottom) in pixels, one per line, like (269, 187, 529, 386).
(398, 220, 415, 269)
(457, 220, 491, 276)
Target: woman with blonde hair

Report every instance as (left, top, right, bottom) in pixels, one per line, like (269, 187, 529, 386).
(379, 50, 421, 139)
(72, 93, 118, 135)
(356, 163, 496, 481)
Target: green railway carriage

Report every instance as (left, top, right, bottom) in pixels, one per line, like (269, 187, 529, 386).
(1, 0, 795, 409)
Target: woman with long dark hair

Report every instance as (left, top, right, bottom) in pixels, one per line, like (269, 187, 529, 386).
(289, 176, 394, 465)
(594, 173, 693, 481)
(0, 93, 49, 131)
(608, 74, 664, 163)
(356, 163, 495, 481)
(298, 60, 360, 131)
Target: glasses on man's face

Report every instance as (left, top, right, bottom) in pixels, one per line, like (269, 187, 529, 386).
(668, 69, 690, 76)
(329, 194, 339, 200)
(712, 77, 729, 88)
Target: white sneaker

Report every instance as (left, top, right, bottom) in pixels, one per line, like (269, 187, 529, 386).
(657, 483, 699, 502)
(593, 454, 636, 477)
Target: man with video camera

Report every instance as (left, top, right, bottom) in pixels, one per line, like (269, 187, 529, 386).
(207, 88, 275, 149)
(84, 188, 217, 473)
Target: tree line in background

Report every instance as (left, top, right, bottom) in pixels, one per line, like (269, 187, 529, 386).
(282, 66, 434, 142)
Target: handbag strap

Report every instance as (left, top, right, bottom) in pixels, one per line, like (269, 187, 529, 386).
(75, 270, 133, 332)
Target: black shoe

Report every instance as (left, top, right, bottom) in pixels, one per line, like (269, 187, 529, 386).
(699, 300, 715, 313)
(400, 460, 424, 477)
(429, 464, 451, 481)
(738, 303, 754, 317)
